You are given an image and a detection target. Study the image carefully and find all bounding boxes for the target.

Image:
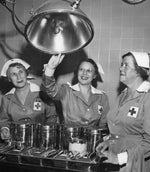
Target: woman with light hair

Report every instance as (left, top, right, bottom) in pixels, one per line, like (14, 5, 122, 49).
(0, 58, 58, 141)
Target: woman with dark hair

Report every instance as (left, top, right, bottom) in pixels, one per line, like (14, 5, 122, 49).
(96, 51, 150, 172)
(42, 54, 109, 128)
(72, 58, 103, 88)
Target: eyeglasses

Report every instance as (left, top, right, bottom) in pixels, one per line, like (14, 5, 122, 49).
(120, 62, 135, 71)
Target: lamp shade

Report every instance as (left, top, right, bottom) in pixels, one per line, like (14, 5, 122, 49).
(25, 0, 94, 54)
(122, 0, 146, 4)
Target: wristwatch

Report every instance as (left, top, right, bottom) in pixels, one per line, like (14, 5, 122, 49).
(122, 0, 146, 4)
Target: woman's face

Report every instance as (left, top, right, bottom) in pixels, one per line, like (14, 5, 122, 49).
(120, 55, 138, 85)
(7, 66, 27, 88)
(78, 61, 96, 85)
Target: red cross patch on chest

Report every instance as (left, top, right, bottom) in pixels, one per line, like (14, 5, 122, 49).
(98, 105, 103, 115)
(127, 106, 139, 118)
(33, 98, 42, 111)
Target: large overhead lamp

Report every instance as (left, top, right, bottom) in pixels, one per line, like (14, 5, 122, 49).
(0, 0, 94, 54)
(122, 0, 146, 4)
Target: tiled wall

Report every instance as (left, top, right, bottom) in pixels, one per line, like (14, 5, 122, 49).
(0, 0, 150, 107)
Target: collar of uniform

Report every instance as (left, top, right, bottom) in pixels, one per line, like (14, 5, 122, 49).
(122, 81, 150, 94)
(67, 82, 103, 94)
(6, 81, 40, 95)
(136, 81, 150, 92)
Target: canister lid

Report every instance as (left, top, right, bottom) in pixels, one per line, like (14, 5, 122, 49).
(90, 128, 102, 135)
(67, 127, 79, 132)
(43, 125, 50, 130)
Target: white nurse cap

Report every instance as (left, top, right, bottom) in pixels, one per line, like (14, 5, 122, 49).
(97, 63, 104, 74)
(130, 51, 150, 69)
(1, 58, 30, 77)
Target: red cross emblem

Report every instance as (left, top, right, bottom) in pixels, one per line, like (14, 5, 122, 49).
(98, 105, 103, 115)
(33, 99, 42, 111)
(127, 106, 139, 118)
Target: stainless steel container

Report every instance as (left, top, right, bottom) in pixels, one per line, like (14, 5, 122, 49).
(56, 124, 65, 150)
(41, 124, 57, 150)
(88, 128, 103, 153)
(64, 126, 88, 156)
(10, 121, 34, 150)
(33, 123, 42, 150)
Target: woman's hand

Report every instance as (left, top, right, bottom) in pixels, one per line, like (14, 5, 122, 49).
(96, 140, 119, 165)
(96, 141, 109, 157)
(47, 54, 65, 70)
(0, 127, 10, 140)
(44, 54, 65, 76)
(101, 151, 119, 165)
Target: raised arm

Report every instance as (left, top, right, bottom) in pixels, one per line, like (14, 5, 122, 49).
(42, 54, 66, 100)
(44, 54, 65, 77)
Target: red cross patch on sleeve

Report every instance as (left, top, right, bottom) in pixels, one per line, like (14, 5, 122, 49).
(33, 99, 42, 111)
(127, 106, 139, 118)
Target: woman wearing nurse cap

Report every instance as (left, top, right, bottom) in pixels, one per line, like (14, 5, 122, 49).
(0, 58, 58, 141)
(1, 58, 31, 78)
(42, 54, 110, 129)
(96, 51, 150, 172)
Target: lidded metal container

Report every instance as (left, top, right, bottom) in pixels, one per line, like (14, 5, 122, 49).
(32, 123, 57, 151)
(41, 123, 57, 150)
(10, 121, 34, 150)
(88, 128, 103, 153)
(64, 126, 88, 155)
(56, 124, 65, 150)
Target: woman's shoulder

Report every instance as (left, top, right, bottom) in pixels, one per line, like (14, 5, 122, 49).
(0, 94, 3, 106)
(5, 88, 16, 96)
(0, 95, 11, 107)
(29, 82, 41, 92)
(100, 91, 109, 101)
(91, 86, 107, 95)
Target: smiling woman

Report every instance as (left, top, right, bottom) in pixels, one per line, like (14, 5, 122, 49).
(42, 54, 110, 129)
(96, 51, 150, 172)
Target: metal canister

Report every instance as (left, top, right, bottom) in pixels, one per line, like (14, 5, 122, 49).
(33, 123, 42, 149)
(56, 124, 65, 150)
(88, 128, 103, 153)
(65, 126, 88, 155)
(10, 122, 34, 150)
(41, 124, 56, 150)
(41, 125, 50, 150)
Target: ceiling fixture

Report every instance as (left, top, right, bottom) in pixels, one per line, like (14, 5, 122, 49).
(122, 0, 146, 5)
(0, 0, 94, 54)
